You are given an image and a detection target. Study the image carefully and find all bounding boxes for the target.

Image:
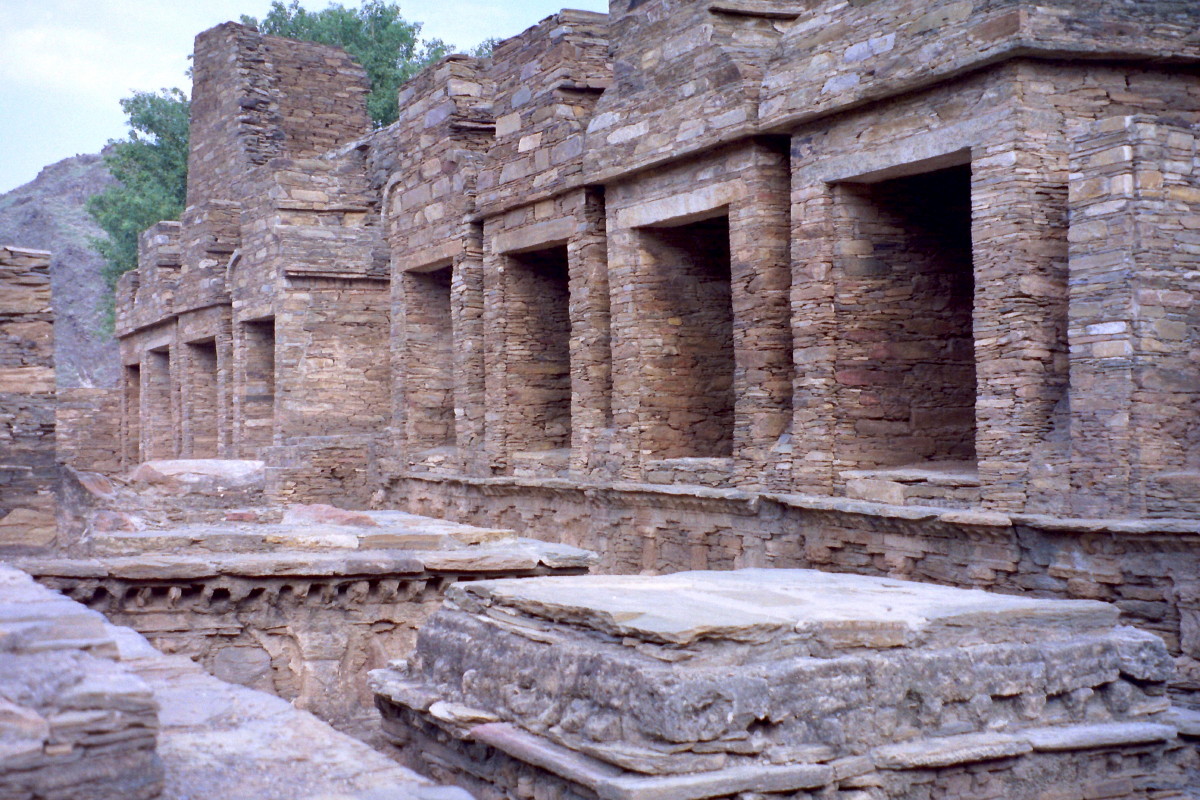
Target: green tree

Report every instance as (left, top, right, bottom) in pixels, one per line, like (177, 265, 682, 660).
(86, 88, 190, 291)
(242, 0, 450, 127)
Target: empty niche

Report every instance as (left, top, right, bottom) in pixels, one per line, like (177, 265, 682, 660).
(144, 349, 175, 460)
(124, 363, 142, 464)
(836, 163, 977, 466)
(636, 214, 735, 459)
(505, 245, 572, 454)
(241, 318, 276, 453)
(186, 339, 220, 458)
(404, 265, 456, 450)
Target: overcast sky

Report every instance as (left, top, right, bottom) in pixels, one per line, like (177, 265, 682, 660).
(0, 0, 609, 194)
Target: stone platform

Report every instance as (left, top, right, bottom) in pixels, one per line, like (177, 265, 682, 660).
(14, 499, 595, 739)
(373, 569, 1193, 800)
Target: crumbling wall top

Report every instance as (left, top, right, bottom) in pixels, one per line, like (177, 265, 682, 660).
(186, 22, 370, 209)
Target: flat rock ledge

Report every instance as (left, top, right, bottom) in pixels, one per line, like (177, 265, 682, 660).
(0, 562, 470, 800)
(373, 569, 1195, 800)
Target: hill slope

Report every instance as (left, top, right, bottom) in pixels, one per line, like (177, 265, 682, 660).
(0, 153, 120, 388)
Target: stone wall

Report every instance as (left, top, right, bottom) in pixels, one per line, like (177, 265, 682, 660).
(56, 387, 122, 474)
(386, 473, 1200, 707)
(0, 246, 57, 554)
(109, 0, 1200, 716)
(0, 564, 163, 800)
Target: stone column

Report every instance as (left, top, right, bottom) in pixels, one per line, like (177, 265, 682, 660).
(970, 126, 1070, 512)
(789, 176, 839, 495)
(568, 188, 614, 476)
(1067, 115, 1200, 517)
(729, 143, 793, 491)
(453, 228, 488, 476)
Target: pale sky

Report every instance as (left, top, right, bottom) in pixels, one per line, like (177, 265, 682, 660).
(0, 0, 609, 194)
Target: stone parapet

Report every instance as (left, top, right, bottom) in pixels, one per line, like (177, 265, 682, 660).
(374, 569, 1192, 799)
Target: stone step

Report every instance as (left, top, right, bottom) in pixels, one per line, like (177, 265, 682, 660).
(841, 462, 981, 509)
(89, 506, 521, 556)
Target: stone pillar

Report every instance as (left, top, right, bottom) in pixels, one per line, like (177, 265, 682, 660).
(453, 227, 488, 476)
(970, 127, 1072, 512)
(789, 177, 839, 495)
(568, 188, 614, 476)
(1067, 115, 1200, 517)
(729, 144, 793, 491)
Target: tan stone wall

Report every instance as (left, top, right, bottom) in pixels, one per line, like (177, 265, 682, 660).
(56, 387, 122, 474)
(1067, 116, 1200, 517)
(0, 246, 56, 553)
(386, 474, 1200, 701)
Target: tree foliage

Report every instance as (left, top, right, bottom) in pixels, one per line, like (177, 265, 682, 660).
(86, 88, 190, 290)
(242, 0, 450, 127)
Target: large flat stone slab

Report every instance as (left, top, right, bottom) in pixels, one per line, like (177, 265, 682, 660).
(450, 568, 1118, 650)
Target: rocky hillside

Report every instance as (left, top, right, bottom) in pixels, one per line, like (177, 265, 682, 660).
(0, 153, 120, 388)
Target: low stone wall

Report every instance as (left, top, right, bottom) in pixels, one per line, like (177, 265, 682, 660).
(16, 512, 594, 739)
(388, 472, 1200, 705)
(0, 564, 162, 800)
(374, 569, 1195, 800)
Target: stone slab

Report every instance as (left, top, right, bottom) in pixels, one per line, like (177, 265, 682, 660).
(450, 568, 1117, 649)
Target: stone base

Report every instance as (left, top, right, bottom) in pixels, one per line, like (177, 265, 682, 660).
(373, 569, 1194, 800)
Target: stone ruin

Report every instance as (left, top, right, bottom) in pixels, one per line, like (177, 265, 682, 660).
(2, 0, 1200, 796)
(374, 569, 1187, 799)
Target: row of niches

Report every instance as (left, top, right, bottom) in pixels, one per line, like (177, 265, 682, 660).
(120, 163, 983, 496)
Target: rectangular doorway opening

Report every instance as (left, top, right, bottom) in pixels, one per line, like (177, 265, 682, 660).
(186, 339, 220, 458)
(124, 364, 141, 464)
(637, 214, 735, 459)
(404, 265, 456, 451)
(145, 349, 174, 460)
(505, 245, 571, 455)
(242, 318, 276, 453)
(837, 162, 976, 468)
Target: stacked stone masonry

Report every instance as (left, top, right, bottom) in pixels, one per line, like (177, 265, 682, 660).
(108, 0, 1200, 745)
(373, 570, 1198, 800)
(0, 247, 57, 555)
(0, 563, 163, 800)
(0, 561, 473, 800)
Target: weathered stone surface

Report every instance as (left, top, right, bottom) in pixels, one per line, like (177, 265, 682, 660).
(129, 458, 266, 491)
(18, 500, 595, 738)
(374, 569, 1192, 799)
(0, 564, 161, 800)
